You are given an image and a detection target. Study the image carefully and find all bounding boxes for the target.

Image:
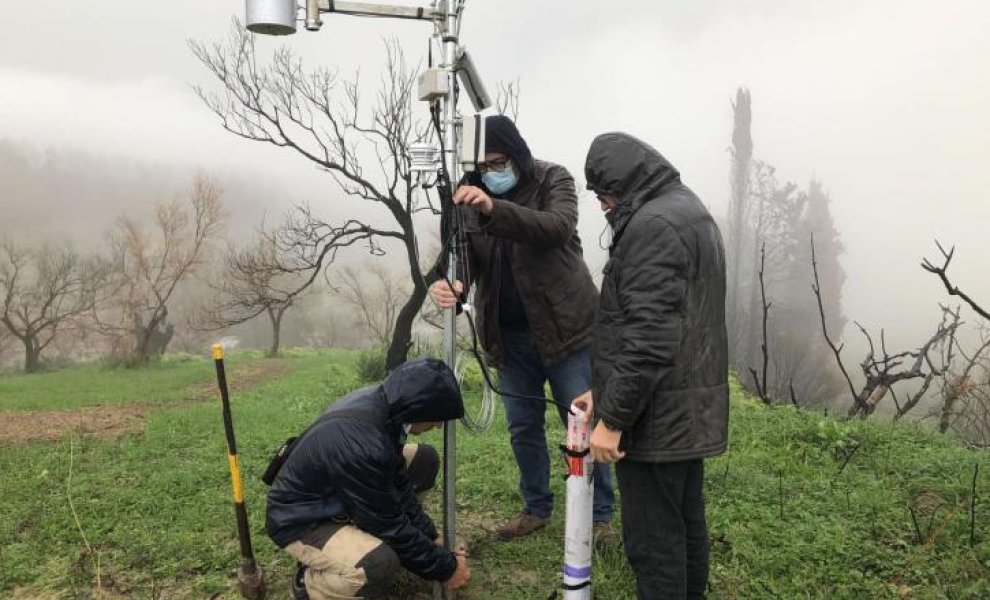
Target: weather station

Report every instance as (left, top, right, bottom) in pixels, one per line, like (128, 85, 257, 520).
(243, 2, 593, 599)
(245, 1, 490, 598)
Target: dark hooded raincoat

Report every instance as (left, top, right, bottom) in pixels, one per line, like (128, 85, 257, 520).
(265, 357, 464, 582)
(585, 133, 729, 463)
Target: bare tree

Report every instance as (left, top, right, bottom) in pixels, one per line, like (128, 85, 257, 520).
(495, 80, 521, 122)
(891, 306, 961, 420)
(950, 362, 990, 447)
(919, 241, 990, 444)
(922, 240, 988, 320)
(813, 238, 959, 417)
(100, 173, 225, 363)
(749, 242, 771, 404)
(0, 241, 107, 372)
(932, 325, 990, 443)
(335, 263, 410, 347)
(848, 319, 956, 419)
(743, 163, 806, 347)
(964, 386, 990, 447)
(291, 288, 355, 349)
(200, 225, 307, 357)
(812, 238, 865, 415)
(0, 325, 8, 367)
(735, 168, 845, 406)
(192, 24, 452, 369)
(724, 90, 847, 407)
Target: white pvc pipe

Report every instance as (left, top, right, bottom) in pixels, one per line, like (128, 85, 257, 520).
(563, 408, 594, 599)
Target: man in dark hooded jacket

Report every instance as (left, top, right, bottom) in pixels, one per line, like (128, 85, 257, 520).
(429, 115, 617, 542)
(577, 132, 729, 599)
(266, 357, 470, 599)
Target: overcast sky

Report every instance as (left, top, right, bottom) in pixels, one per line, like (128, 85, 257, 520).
(2, 0, 988, 347)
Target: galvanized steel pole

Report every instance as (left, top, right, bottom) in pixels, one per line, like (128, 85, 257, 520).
(439, 4, 462, 598)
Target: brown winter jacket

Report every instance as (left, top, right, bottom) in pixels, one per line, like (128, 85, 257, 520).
(459, 159, 598, 367)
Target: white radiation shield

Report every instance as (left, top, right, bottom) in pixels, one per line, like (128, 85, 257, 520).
(245, 0, 298, 35)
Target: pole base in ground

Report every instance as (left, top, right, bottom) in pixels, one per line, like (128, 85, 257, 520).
(236, 561, 266, 600)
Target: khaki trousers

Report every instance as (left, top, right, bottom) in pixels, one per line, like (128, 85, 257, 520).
(285, 443, 439, 599)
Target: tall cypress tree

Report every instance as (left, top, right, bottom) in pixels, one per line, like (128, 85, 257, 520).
(727, 87, 753, 367)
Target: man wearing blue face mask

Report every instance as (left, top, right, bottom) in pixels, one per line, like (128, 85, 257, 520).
(430, 115, 617, 543)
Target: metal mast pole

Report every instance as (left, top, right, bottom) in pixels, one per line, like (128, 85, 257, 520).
(439, 1, 461, 598)
(244, 4, 471, 598)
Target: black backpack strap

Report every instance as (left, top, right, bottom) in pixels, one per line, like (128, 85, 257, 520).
(261, 436, 299, 485)
(261, 409, 380, 486)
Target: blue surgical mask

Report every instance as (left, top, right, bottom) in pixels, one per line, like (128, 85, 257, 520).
(482, 163, 518, 195)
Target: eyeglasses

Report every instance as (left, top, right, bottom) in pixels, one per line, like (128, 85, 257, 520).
(477, 157, 510, 173)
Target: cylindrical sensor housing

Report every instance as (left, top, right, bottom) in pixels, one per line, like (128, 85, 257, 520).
(246, 0, 297, 35)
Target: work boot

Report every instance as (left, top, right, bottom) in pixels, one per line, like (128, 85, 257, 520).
(496, 511, 548, 541)
(290, 565, 309, 600)
(593, 521, 621, 547)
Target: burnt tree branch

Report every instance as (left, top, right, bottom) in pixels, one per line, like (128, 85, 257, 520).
(922, 240, 989, 321)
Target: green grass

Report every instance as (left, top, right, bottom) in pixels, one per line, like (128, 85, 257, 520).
(0, 352, 987, 599)
(0, 352, 277, 411)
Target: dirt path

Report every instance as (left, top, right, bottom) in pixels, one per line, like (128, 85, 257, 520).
(0, 359, 290, 444)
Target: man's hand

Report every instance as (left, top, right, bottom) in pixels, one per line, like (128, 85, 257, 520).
(453, 185, 494, 215)
(571, 390, 593, 423)
(590, 421, 625, 464)
(430, 280, 464, 310)
(444, 549, 471, 590)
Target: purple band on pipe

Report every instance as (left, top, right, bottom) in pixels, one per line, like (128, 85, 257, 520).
(562, 564, 592, 578)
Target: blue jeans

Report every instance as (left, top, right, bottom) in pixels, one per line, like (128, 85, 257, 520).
(499, 329, 615, 522)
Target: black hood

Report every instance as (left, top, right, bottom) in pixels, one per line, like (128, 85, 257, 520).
(382, 357, 464, 424)
(584, 132, 681, 234)
(485, 115, 535, 178)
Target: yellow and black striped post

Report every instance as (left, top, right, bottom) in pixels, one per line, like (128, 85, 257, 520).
(213, 343, 266, 600)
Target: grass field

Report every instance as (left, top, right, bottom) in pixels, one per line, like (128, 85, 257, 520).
(1, 348, 988, 599)
(0, 352, 282, 412)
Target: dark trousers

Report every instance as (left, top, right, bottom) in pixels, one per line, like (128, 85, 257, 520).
(615, 459, 709, 600)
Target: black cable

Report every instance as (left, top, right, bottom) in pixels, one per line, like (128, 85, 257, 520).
(461, 303, 573, 413)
